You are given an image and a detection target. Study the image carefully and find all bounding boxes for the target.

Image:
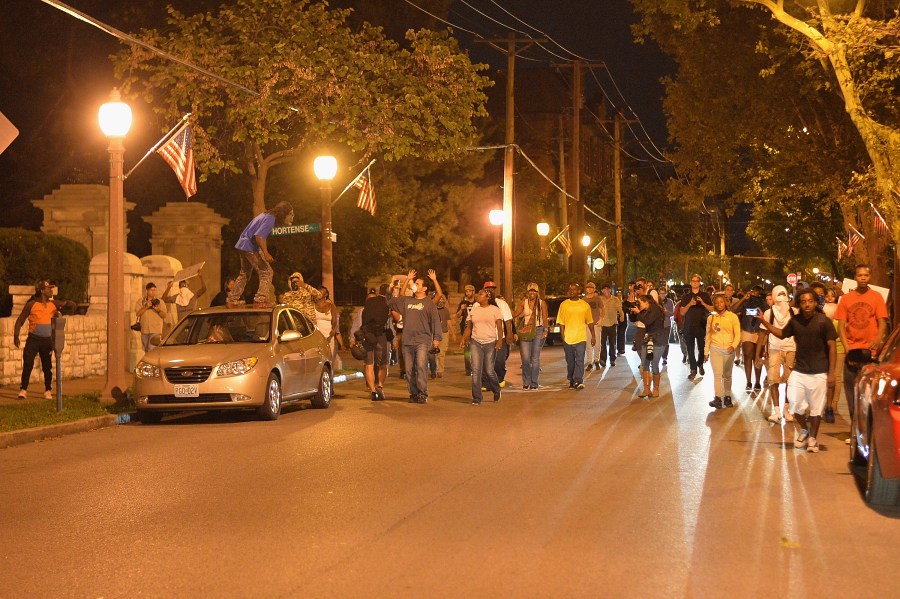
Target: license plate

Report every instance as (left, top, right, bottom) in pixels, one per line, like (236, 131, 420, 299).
(174, 384, 199, 398)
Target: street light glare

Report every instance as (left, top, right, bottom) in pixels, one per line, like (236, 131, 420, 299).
(489, 209, 505, 226)
(536, 222, 550, 237)
(313, 155, 337, 181)
(581, 235, 591, 247)
(98, 88, 132, 138)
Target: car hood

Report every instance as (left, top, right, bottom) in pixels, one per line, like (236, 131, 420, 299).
(141, 343, 274, 367)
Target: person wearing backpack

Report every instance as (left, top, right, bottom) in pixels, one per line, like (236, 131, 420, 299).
(512, 282, 549, 389)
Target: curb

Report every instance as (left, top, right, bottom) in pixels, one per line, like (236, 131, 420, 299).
(0, 371, 366, 450)
(0, 414, 119, 450)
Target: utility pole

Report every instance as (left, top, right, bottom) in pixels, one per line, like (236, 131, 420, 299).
(557, 114, 568, 266)
(557, 60, 604, 282)
(614, 111, 624, 290)
(477, 33, 546, 298)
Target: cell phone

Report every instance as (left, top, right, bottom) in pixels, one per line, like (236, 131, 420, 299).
(745, 307, 760, 317)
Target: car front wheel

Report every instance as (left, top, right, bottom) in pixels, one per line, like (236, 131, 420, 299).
(866, 437, 900, 507)
(257, 372, 282, 421)
(310, 368, 332, 409)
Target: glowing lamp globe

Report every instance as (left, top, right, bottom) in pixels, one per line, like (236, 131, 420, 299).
(314, 156, 338, 181)
(98, 89, 132, 138)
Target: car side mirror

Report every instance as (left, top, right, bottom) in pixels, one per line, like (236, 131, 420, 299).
(149, 334, 162, 347)
(280, 330, 302, 343)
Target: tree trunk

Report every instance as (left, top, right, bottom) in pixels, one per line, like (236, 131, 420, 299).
(251, 162, 268, 216)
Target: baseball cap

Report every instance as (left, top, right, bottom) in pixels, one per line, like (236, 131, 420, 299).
(526, 282, 539, 292)
(483, 281, 497, 289)
(464, 284, 475, 291)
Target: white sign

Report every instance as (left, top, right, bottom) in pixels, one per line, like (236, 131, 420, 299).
(786, 273, 798, 285)
(172, 261, 205, 284)
(840, 279, 890, 303)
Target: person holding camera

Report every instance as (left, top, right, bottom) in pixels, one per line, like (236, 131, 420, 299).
(134, 282, 167, 352)
(679, 274, 713, 380)
(733, 284, 768, 392)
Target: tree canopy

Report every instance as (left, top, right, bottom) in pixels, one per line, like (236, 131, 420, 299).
(112, 0, 492, 215)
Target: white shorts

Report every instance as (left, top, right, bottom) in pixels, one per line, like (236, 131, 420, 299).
(787, 371, 828, 417)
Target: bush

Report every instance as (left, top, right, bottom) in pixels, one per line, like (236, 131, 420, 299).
(0, 228, 90, 317)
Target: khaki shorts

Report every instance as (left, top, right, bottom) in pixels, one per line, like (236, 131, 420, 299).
(741, 330, 759, 344)
(766, 350, 795, 384)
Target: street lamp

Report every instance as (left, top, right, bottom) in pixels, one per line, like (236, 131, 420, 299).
(489, 209, 504, 289)
(98, 88, 132, 406)
(536, 221, 550, 256)
(314, 155, 337, 294)
(717, 269, 725, 290)
(582, 234, 591, 247)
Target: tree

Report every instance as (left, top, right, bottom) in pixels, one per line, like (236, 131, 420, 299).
(112, 0, 492, 215)
(631, 0, 900, 282)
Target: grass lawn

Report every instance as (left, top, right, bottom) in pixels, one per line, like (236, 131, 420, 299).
(0, 393, 113, 433)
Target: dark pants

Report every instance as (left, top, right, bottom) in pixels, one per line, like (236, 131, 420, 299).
(843, 349, 872, 421)
(599, 324, 617, 364)
(21, 334, 53, 391)
(683, 327, 705, 372)
(616, 320, 626, 354)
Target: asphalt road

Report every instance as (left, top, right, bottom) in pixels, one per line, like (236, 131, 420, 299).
(1, 344, 898, 598)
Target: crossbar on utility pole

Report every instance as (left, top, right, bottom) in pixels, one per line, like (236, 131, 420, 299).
(477, 33, 546, 298)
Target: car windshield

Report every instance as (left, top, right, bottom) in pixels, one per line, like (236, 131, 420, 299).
(162, 313, 272, 346)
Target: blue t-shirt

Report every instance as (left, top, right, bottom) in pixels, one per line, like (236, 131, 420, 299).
(235, 212, 276, 252)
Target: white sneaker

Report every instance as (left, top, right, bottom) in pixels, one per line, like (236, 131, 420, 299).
(807, 437, 819, 453)
(767, 409, 782, 423)
(794, 429, 810, 449)
(16, 389, 27, 400)
(43, 390, 53, 400)
(785, 411, 794, 422)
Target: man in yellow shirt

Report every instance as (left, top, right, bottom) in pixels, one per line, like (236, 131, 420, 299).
(557, 283, 596, 390)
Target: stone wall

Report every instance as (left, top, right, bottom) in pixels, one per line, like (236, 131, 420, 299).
(0, 314, 108, 387)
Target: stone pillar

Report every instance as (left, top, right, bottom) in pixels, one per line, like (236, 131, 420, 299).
(31, 184, 135, 258)
(88, 252, 146, 372)
(143, 203, 229, 305)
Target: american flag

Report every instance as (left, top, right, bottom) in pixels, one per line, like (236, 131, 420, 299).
(355, 167, 376, 216)
(158, 124, 197, 198)
(836, 237, 848, 261)
(598, 237, 608, 262)
(557, 231, 573, 257)
(872, 203, 889, 236)
(847, 225, 865, 257)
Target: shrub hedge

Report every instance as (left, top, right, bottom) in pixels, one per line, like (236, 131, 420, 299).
(0, 228, 90, 317)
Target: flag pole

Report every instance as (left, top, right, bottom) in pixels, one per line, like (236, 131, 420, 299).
(548, 225, 570, 246)
(123, 113, 190, 180)
(332, 158, 377, 206)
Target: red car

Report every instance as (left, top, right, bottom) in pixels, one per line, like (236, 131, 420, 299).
(850, 325, 900, 507)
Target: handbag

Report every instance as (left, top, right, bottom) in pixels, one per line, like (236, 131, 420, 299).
(516, 313, 536, 342)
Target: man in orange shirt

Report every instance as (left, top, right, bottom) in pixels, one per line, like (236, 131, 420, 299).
(834, 264, 889, 425)
(13, 280, 75, 400)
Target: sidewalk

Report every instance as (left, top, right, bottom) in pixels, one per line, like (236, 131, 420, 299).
(0, 375, 107, 405)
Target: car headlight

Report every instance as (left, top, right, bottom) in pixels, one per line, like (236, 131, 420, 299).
(135, 361, 161, 379)
(216, 357, 259, 377)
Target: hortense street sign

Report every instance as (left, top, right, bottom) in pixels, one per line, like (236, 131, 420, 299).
(271, 223, 321, 236)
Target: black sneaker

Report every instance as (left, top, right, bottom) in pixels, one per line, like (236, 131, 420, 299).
(698, 365, 705, 376)
(586, 363, 593, 372)
(371, 391, 379, 401)
(416, 394, 428, 404)
(724, 396, 734, 408)
(471, 399, 482, 405)
(682, 356, 688, 364)
(709, 396, 723, 409)
(568, 381, 575, 389)
(610, 360, 616, 367)
(688, 371, 696, 381)
(598, 361, 606, 368)
(824, 406, 836, 423)
(493, 390, 501, 402)
(408, 395, 417, 403)
(745, 382, 753, 392)
(753, 383, 761, 392)
(574, 382, 585, 390)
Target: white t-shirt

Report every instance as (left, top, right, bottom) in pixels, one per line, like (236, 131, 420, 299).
(495, 297, 513, 321)
(764, 306, 798, 352)
(467, 303, 503, 344)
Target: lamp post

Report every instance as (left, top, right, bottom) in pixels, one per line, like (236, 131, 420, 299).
(717, 269, 725, 291)
(314, 155, 337, 294)
(489, 209, 504, 289)
(98, 88, 132, 406)
(536, 221, 550, 257)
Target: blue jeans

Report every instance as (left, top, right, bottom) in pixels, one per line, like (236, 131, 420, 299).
(519, 326, 544, 387)
(470, 340, 500, 402)
(563, 341, 586, 385)
(640, 343, 664, 375)
(402, 343, 429, 398)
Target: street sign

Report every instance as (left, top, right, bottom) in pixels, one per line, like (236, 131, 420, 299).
(270, 223, 321, 236)
(786, 273, 798, 285)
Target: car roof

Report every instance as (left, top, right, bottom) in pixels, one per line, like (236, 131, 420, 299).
(193, 305, 284, 315)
